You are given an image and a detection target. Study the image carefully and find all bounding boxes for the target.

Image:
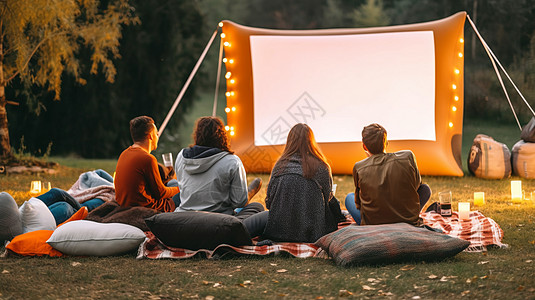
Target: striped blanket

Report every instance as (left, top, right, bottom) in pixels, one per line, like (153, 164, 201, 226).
(420, 210, 507, 252)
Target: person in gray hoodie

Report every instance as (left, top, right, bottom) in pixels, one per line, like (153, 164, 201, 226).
(174, 116, 265, 235)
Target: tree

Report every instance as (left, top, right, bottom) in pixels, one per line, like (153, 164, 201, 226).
(0, 0, 138, 158)
(352, 0, 390, 28)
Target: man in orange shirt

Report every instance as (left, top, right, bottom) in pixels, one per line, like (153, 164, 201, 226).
(115, 116, 179, 212)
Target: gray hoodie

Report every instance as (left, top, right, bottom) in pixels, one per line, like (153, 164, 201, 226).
(174, 145, 248, 215)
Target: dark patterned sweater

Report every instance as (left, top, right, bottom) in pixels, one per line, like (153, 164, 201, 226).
(262, 155, 340, 243)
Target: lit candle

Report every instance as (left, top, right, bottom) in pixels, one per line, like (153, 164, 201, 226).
(458, 202, 470, 220)
(30, 181, 41, 194)
(473, 192, 485, 206)
(511, 180, 522, 203)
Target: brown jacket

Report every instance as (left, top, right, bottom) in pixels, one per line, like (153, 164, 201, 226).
(353, 151, 421, 225)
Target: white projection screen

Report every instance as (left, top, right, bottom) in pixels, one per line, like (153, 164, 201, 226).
(221, 12, 466, 176)
(250, 32, 436, 146)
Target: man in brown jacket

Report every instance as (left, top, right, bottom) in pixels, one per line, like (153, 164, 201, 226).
(344, 123, 431, 225)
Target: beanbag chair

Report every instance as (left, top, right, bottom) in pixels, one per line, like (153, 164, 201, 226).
(512, 140, 535, 179)
(47, 220, 146, 256)
(521, 117, 535, 142)
(19, 198, 56, 233)
(145, 211, 252, 250)
(468, 134, 511, 179)
(315, 223, 470, 266)
(6, 230, 63, 257)
(0, 192, 22, 243)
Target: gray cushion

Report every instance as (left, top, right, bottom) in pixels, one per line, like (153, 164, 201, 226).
(145, 211, 252, 250)
(315, 223, 470, 266)
(0, 192, 23, 243)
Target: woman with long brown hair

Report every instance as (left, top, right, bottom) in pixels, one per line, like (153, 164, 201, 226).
(260, 123, 344, 242)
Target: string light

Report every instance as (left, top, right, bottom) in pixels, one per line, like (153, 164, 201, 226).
(460, 38, 464, 43)
(218, 22, 224, 27)
(454, 96, 459, 101)
(224, 42, 231, 47)
(229, 59, 234, 64)
(449, 122, 454, 128)
(225, 107, 231, 113)
(231, 106, 236, 111)
(452, 106, 457, 112)
(225, 126, 230, 131)
(452, 84, 457, 90)
(458, 52, 463, 58)
(230, 79, 235, 84)
(230, 131, 235, 136)
(225, 72, 231, 79)
(454, 69, 460, 74)
(225, 92, 231, 97)
(220, 33, 226, 38)
(223, 58, 227, 63)
(230, 92, 235, 96)
(230, 126, 234, 131)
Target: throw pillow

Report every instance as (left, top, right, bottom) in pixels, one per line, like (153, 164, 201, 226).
(145, 211, 252, 250)
(0, 192, 23, 243)
(19, 198, 56, 233)
(315, 223, 470, 266)
(6, 230, 63, 257)
(47, 220, 146, 256)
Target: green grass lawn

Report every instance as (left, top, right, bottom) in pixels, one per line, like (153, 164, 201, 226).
(1, 118, 534, 299)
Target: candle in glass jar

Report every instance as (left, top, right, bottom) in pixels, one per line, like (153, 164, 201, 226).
(30, 181, 41, 194)
(473, 192, 485, 206)
(458, 202, 470, 220)
(511, 180, 522, 203)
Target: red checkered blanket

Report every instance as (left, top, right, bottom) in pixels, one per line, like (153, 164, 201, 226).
(420, 210, 507, 252)
(136, 211, 505, 259)
(136, 231, 325, 259)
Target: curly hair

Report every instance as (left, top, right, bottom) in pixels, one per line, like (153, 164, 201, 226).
(193, 117, 233, 153)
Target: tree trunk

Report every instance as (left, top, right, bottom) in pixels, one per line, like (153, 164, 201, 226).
(0, 22, 11, 159)
(0, 85, 10, 158)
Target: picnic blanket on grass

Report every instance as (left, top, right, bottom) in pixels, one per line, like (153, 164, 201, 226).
(137, 214, 353, 260)
(137, 231, 324, 259)
(137, 210, 506, 259)
(420, 210, 507, 252)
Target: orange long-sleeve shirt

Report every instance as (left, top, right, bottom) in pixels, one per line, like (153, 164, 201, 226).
(115, 146, 179, 212)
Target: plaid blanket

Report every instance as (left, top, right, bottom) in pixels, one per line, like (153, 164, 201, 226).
(136, 231, 324, 259)
(137, 211, 353, 260)
(136, 210, 506, 259)
(420, 210, 507, 252)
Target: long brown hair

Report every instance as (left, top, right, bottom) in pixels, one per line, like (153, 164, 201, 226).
(192, 116, 233, 153)
(276, 123, 330, 178)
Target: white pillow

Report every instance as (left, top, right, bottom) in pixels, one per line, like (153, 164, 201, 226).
(47, 220, 146, 256)
(19, 198, 56, 233)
